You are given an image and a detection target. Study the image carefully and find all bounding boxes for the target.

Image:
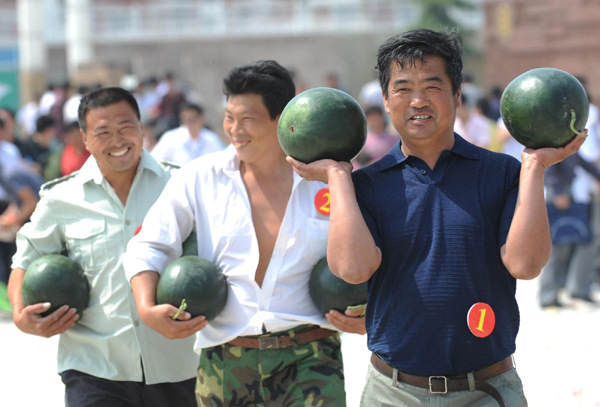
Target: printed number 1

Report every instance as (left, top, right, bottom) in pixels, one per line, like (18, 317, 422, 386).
(320, 192, 331, 213)
(476, 308, 487, 332)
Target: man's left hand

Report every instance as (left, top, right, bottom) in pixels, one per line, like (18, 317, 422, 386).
(326, 304, 366, 335)
(522, 132, 587, 169)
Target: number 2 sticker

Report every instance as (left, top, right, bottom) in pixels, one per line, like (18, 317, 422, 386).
(467, 302, 495, 338)
(314, 188, 331, 216)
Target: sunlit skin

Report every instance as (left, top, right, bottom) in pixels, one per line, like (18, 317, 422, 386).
(223, 94, 283, 166)
(180, 108, 205, 140)
(383, 55, 461, 167)
(81, 101, 144, 202)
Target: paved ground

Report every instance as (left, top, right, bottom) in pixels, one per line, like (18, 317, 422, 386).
(1, 277, 599, 406)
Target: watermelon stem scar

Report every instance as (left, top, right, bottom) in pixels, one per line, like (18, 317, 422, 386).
(570, 109, 587, 137)
(172, 299, 187, 320)
(289, 126, 295, 132)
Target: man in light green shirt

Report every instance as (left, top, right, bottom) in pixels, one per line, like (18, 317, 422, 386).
(8, 87, 203, 407)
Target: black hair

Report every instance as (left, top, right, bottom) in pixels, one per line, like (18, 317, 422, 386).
(180, 103, 204, 116)
(0, 118, 4, 129)
(223, 60, 296, 120)
(377, 28, 463, 98)
(491, 86, 503, 99)
(78, 87, 140, 133)
(64, 121, 81, 134)
(35, 115, 56, 133)
(365, 105, 384, 117)
(476, 97, 491, 118)
(0, 107, 16, 119)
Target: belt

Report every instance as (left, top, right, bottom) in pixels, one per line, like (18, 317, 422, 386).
(370, 353, 513, 407)
(228, 326, 337, 350)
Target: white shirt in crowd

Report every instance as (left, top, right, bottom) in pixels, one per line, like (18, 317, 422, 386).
(454, 114, 491, 148)
(150, 126, 225, 165)
(63, 93, 82, 124)
(123, 146, 337, 353)
(16, 101, 40, 136)
(38, 90, 56, 116)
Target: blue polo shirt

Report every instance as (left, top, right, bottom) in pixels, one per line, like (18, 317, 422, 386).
(352, 134, 522, 377)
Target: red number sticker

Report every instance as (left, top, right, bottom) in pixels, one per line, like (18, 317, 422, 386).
(134, 225, 142, 236)
(314, 188, 331, 216)
(467, 302, 496, 338)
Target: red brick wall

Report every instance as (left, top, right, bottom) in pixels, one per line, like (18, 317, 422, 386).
(485, 0, 600, 103)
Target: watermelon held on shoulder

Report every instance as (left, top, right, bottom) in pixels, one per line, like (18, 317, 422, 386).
(309, 257, 368, 316)
(21, 254, 90, 318)
(156, 256, 228, 321)
(277, 87, 367, 163)
(500, 68, 589, 149)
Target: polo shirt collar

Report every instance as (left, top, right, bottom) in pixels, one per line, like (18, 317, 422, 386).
(378, 133, 479, 172)
(78, 149, 158, 185)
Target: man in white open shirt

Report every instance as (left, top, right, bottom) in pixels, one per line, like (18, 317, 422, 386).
(150, 103, 225, 165)
(123, 60, 364, 406)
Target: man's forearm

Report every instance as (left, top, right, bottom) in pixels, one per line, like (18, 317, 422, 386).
(327, 168, 381, 284)
(130, 270, 161, 316)
(502, 160, 551, 280)
(8, 268, 26, 314)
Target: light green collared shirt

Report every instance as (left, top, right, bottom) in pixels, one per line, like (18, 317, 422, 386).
(12, 150, 198, 384)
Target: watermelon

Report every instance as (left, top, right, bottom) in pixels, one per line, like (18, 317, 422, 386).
(500, 68, 589, 149)
(309, 257, 368, 316)
(278, 87, 367, 163)
(156, 256, 228, 320)
(181, 231, 198, 257)
(21, 254, 90, 317)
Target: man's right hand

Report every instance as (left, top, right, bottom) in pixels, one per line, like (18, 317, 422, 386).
(138, 303, 208, 340)
(13, 303, 79, 338)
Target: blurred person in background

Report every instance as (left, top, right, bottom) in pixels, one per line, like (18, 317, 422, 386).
(454, 94, 492, 149)
(0, 108, 18, 145)
(540, 152, 600, 308)
(141, 118, 162, 153)
(158, 73, 185, 131)
(63, 85, 91, 125)
(325, 71, 349, 94)
(0, 115, 22, 165)
(488, 86, 503, 122)
(16, 94, 41, 139)
(355, 105, 398, 167)
(49, 82, 70, 138)
(19, 115, 60, 179)
(460, 73, 483, 109)
(358, 74, 386, 111)
(151, 103, 224, 165)
(39, 84, 56, 116)
(43, 121, 91, 181)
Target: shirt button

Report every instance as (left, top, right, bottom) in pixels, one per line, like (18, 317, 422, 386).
(125, 220, 131, 225)
(420, 169, 427, 175)
(134, 321, 140, 327)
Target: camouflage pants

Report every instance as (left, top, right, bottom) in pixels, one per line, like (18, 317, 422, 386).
(195, 326, 346, 407)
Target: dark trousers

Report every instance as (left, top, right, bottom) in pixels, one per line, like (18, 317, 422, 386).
(61, 370, 196, 407)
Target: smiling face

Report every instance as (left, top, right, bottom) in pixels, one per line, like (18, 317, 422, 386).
(383, 55, 460, 146)
(81, 100, 144, 180)
(223, 94, 281, 164)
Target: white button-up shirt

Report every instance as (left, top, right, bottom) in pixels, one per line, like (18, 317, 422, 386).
(123, 146, 336, 352)
(151, 126, 225, 165)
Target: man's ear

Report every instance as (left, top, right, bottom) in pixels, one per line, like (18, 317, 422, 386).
(455, 87, 462, 108)
(382, 89, 391, 115)
(80, 129, 91, 153)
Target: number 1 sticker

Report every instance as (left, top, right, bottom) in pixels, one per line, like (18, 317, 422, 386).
(467, 302, 495, 338)
(314, 188, 331, 216)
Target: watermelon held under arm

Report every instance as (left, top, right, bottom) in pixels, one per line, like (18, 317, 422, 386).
(156, 256, 228, 321)
(309, 257, 368, 316)
(277, 87, 367, 163)
(500, 68, 589, 149)
(21, 254, 90, 318)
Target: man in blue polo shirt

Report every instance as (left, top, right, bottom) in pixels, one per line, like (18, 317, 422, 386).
(288, 29, 586, 406)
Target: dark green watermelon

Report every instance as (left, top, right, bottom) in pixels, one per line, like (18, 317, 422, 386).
(182, 231, 198, 257)
(309, 257, 368, 316)
(278, 87, 367, 163)
(500, 68, 589, 149)
(21, 254, 90, 317)
(156, 256, 228, 320)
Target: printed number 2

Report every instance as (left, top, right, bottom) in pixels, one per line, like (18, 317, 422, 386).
(476, 308, 487, 332)
(320, 192, 331, 213)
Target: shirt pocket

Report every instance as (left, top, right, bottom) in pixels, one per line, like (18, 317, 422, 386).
(63, 218, 109, 272)
(303, 218, 330, 266)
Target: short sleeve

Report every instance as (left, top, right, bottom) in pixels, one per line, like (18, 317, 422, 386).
(497, 160, 521, 249)
(352, 170, 382, 249)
